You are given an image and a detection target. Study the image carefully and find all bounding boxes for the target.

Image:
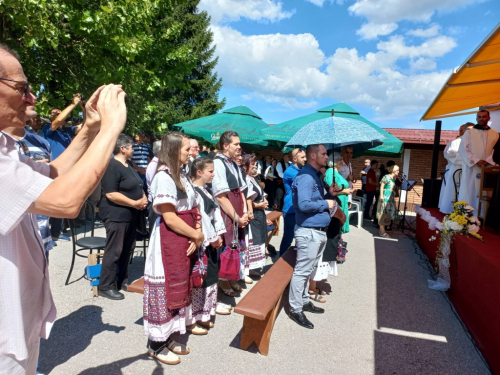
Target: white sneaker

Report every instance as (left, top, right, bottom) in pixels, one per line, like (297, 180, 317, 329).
(148, 346, 181, 365)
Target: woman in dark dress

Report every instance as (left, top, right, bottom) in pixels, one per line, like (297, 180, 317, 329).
(99, 134, 148, 300)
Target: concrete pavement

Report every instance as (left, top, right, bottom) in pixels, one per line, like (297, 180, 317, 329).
(38, 219, 491, 375)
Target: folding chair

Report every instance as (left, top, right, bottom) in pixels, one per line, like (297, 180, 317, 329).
(66, 201, 106, 285)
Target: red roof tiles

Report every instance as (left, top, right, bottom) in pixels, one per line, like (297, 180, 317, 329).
(383, 128, 458, 145)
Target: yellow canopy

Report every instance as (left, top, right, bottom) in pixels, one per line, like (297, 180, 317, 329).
(421, 22, 500, 121)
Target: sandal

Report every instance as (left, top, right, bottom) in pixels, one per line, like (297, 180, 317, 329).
(166, 339, 190, 355)
(230, 280, 244, 291)
(218, 281, 236, 297)
(309, 292, 326, 303)
(186, 323, 208, 335)
(312, 287, 327, 296)
(379, 232, 391, 238)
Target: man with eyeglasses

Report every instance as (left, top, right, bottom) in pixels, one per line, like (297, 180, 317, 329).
(278, 148, 306, 256)
(0, 43, 127, 374)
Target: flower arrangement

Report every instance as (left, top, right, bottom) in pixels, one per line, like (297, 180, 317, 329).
(428, 201, 483, 291)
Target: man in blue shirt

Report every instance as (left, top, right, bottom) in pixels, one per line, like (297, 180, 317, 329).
(289, 144, 343, 329)
(43, 95, 84, 241)
(279, 148, 306, 256)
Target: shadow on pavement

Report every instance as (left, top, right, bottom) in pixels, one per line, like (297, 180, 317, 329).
(39, 305, 125, 374)
(77, 354, 164, 375)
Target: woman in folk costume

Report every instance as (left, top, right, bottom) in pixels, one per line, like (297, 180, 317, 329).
(212, 131, 250, 296)
(143, 132, 205, 365)
(189, 157, 233, 325)
(241, 153, 270, 278)
(439, 123, 474, 214)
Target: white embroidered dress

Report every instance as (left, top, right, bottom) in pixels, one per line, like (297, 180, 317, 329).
(143, 166, 198, 342)
(245, 175, 267, 270)
(188, 186, 226, 323)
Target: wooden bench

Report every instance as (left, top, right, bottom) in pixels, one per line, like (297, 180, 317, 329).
(234, 247, 296, 355)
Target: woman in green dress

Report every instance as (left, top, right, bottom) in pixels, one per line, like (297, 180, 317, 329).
(376, 165, 400, 238)
(324, 155, 352, 234)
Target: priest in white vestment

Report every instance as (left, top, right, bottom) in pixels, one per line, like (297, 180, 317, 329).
(458, 110, 499, 211)
(439, 123, 474, 214)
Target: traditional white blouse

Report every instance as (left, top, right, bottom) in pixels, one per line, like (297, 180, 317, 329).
(212, 153, 247, 197)
(195, 185, 226, 246)
(151, 165, 198, 213)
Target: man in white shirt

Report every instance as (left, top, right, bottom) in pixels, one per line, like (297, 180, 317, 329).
(0, 44, 127, 374)
(458, 110, 499, 212)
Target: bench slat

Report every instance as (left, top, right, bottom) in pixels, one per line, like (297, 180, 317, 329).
(234, 248, 296, 320)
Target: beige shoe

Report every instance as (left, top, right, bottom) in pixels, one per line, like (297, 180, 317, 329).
(197, 320, 215, 329)
(218, 302, 233, 311)
(186, 323, 208, 335)
(167, 339, 190, 355)
(148, 347, 181, 365)
(244, 276, 254, 284)
(216, 303, 232, 315)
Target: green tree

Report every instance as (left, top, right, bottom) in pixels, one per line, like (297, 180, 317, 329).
(0, 0, 195, 132)
(150, 0, 225, 128)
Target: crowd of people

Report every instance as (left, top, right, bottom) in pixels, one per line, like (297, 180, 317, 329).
(0, 41, 407, 373)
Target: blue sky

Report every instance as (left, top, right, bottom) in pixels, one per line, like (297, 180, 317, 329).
(198, 0, 499, 130)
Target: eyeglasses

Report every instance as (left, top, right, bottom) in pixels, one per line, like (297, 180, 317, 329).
(292, 147, 305, 157)
(0, 78, 29, 98)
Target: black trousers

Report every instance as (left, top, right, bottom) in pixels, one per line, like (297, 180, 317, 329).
(100, 219, 137, 291)
(364, 191, 376, 218)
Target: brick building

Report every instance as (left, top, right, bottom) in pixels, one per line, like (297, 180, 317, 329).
(247, 128, 460, 211)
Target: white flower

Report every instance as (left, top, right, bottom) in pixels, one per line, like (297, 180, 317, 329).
(468, 224, 480, 233)
(436, 230, 439, 234)
(444, 220, 463, 231)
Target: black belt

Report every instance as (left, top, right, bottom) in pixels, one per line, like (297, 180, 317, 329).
(302, 226, 328, 232)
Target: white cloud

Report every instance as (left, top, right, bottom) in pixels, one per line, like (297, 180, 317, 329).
(407, 25, 440, 38)
(306, 0, 326, 6)
(198, 0, 294, 24)
(212, 26, 456, 119)
(357, 22, 398, 40)
(348, 0, 484, 39)
(409, 57, 437, 72)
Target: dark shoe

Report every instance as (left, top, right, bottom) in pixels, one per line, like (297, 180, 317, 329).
(364, 216, 372, 221)
(302, 301, 325, 314)
(98, 289, 124, 300)
(267, 244, 277, 257)
(289, 311, 314, 329)
(121, 283, 129, 292)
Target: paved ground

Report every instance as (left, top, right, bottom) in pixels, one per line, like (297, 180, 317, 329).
(38, 217, 491, 375)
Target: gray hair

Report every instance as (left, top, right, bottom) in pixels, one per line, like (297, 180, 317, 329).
(332, 152, 342, 163)
(152, 140, 161, 156)
(114, 133, 133, 155)
(327, 160, 334, 168)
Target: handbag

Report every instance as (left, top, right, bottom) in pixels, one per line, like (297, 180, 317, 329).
(190, 246, 208, 288)
(218, 212, 243, 280)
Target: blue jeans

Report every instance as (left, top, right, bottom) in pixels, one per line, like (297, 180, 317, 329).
(279, 213, 296, 256)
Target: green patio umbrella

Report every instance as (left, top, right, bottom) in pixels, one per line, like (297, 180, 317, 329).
(172, 105, 269, 149)
(261, 103, 403, 157)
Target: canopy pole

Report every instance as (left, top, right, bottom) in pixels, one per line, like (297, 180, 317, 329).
(331, 109, 334, 117)
(431, 120, 442, 179)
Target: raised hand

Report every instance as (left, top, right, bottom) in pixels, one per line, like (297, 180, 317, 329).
(96, 84, 127, 135)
